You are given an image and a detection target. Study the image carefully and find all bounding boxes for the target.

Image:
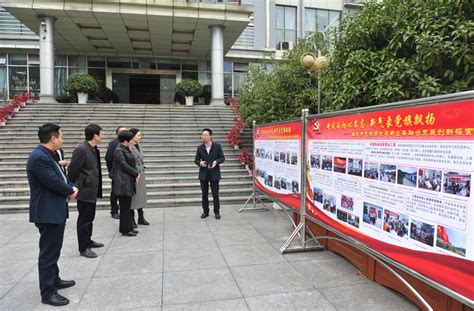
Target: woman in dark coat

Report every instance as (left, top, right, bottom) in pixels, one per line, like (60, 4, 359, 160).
(129, 128, 149, 227)
(111, 130, 139, 236)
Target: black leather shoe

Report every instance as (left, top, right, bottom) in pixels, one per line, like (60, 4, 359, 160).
(132, 229, 139, 233)
(132, 217, 138, 228)
(122, 231, 137, 236)
(200, 213, 209, 219)
(42, 293, 69, 306)
(89, 241, 104, 248)
(111, 213, 120, 219)
(79, 248, 97, 258)
(138, 218, 150, 225)
(215, 213, 221, 219)
(54, 279, 75, 289)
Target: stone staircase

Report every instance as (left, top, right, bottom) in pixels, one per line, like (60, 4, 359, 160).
(0, 102, 253, 213)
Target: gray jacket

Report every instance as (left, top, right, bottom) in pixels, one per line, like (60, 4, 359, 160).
(68, 141, 103, 203)
(111, 144, 138, 197)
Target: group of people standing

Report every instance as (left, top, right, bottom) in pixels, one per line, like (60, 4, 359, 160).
(26, 123, 225, 307)
(26, 123, 149, 306)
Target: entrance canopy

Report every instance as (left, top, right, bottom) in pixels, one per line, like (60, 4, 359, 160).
(4, 0, 252, 59)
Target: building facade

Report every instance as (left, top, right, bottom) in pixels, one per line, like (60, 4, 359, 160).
(0, 0, 361, 104)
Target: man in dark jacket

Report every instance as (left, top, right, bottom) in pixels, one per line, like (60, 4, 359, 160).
(68, 124, 104, 258)
(194, 128, 225, 219)
(27, 123, 78, 306)
(105, 126, 127, 219)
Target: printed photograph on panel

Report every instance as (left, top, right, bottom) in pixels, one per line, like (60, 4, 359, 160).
(418, 168, 442, 192)
(314, 187, 323, 203)
(380, 164, 397, 183)
(322, 155, 333, 171)
(397, 166, 417, 187)
(310, 154, 321, 168)
(436, 225, 467, 257)
(323, 194, 337, 214)
(443, 171, 471, 197)
(363, 202, 384, 229)
(364, 162, 379, 180)
(348, 213, 360, 228)
(410, 219, 435, 247)
(334, 157, 347, 174)
(348, 158, 363, 177)
(337, 209, 348, 222)
(291, 152, 298, 165)
(291, 180, 299, 193)
(274, 151, 280, 162)
(341, 195, 354, 211)
(383, 209, 409, 239)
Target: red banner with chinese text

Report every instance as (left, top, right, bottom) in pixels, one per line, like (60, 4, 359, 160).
(305, 99, 474, 300)
(253, 121, 302, 210)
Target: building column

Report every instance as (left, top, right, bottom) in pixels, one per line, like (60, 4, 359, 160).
(209, 25, 225, 105)
(38, 15, 57, 103)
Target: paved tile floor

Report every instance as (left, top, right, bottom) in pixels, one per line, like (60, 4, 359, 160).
(0, 204, 419, 310)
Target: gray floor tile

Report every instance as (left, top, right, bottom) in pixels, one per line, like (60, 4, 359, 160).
(292, 256, 370, 289)
(0, 241, 38, 261)
(163, 247, 226, 272)
(162, 298, 249, 311)
(207, 219, 254, 232)
(220, 243, 286, 267)
(78, 273, 162, 309)
(0, 283, 14, 300)
(164, 221, 210, 234)
(0, 258, 36, 285)
(320, 282, 418, 310)
(95, 251, 163, 277)
(107, 233, 164, 254)
(212, 229, 268, 247)
(245, 290, 336, 311)
(231, 262, 313, 297)
(164, 232, 216, 250)
(162, 268, 242, 305)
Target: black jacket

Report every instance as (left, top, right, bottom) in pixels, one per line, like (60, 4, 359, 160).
(194, 142, 225, 181)
(105, 137, 120, 173)
(111, 144, 139, 197)
(68, 141, 103, 203)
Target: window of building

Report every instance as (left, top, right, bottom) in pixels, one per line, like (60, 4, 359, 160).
(132, 58, 156, 69)
(88, 56, 106, 68)
(305, 8, 341, 36)
(157, 59, 180, 70)
(68, 56, 87, 68)
(276, 5, 297, 49)
(107, 57, 131, 69)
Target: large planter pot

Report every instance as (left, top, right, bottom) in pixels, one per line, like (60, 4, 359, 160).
(233, 144, 240, 150)
(77, 92, 88, 104)
(185, 96, 194, 106)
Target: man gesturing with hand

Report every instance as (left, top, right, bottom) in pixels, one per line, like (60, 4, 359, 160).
(194, 128, 225, 219)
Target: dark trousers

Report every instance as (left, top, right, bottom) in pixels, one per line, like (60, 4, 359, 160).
(131, 208, 144, 220)
(110, 190, 119, 215)
(118, 196, 132, 234)
(200, 176, 220, 214)
(35, 223, 65, 299)
(76, 200, 96, 252)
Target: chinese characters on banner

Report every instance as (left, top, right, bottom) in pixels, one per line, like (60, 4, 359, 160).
(254, 121, 302, 210)
(305, 100, 474, 300)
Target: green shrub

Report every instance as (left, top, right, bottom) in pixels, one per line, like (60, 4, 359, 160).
(202, 84, 212, 105)
(95, 86, 119, 103)
(63, 73, 98, 94)
(176, 79, 203, 97)
(55, 94, 76, 103)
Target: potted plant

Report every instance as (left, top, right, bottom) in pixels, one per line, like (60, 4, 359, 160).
(63, 73, 98, 104)
(176, 79, 202, 106)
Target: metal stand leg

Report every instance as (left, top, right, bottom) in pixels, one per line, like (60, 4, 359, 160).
(280, 219, 324, 254)
(239, 188, 269, 212)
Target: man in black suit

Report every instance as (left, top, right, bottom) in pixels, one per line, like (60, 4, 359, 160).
(105, 126, 127, 219)
(194, 128, 225, 219)
(68, 124, 104, 259)
(27, 123, 78, 306)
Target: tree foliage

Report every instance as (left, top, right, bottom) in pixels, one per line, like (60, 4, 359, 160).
(323, 0, 473, 111)
(238, 0, 473, 124)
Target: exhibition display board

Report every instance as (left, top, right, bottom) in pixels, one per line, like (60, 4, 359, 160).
(253, 121, 302, 210)
(305, 99, 473, 301)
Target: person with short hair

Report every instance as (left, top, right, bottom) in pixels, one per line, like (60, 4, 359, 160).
(105, 126, 128, 219)
(68, 124, 104, 258)
(27, 123, 78, 306)
(111, 130, 140, 236)
(194, 128, 225, 219)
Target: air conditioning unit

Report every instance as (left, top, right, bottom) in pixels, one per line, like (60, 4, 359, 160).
(279, 41, 294, 50)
